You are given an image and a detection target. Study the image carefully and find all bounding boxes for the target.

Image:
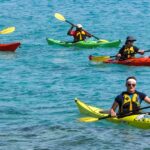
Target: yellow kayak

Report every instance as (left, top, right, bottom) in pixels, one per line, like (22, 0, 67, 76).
(75, 98, 150, 129)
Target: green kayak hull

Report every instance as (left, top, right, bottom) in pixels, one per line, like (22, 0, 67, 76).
(46, 38, 121, 48)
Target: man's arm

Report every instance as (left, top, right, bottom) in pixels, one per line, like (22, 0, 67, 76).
(67, 26, 74, 35)
(144, 96, 150, 104)
(134, 46, 144, 55)
(110, 101, 119, 117)
(137, 50, 144, 55)
(116, 46, 124, 59)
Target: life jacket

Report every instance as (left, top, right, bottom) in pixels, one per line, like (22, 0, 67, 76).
(74, 30, 86, 42)
(124, 46, 135, 58)
(120, 92, 141, 113)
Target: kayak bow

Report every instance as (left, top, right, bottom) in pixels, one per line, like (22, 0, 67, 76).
(0, 42, 21, 52)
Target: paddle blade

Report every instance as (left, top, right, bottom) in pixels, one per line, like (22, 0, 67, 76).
(54, 13, 66, 22)
(78, 117, 99, 122)
(0, 27, 15, 34)
(89, 55, 110, 62)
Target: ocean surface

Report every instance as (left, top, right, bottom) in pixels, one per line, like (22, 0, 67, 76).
(0, 0, 150, 149)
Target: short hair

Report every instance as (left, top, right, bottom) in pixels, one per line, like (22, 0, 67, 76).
(126, 76, 137, 82)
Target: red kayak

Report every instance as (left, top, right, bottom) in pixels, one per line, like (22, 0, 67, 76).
(0, 42, 21, 52)
(104, 57, 150, 66)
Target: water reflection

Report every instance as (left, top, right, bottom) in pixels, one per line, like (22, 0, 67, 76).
(0, 51, 16, 59)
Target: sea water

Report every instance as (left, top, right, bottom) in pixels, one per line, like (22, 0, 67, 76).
(0, 0, 150, 149)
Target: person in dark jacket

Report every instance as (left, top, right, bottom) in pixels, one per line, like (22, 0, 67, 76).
(116, 36, 144, 60)
(110, 76, 150, 117)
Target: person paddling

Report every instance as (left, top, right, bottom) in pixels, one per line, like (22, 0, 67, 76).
(67, 24, 92, 43)
(110, 76, 150, 117)
(116, 36, 144, 60)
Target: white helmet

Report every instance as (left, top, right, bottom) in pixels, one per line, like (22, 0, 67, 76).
(76, 24, 83, 28)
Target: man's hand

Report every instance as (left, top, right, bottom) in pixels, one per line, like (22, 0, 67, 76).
(138, 50, 144, 55)
(109, 109, 117, 117)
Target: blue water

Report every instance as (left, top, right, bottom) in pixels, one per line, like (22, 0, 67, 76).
(0, 0, 150, 149)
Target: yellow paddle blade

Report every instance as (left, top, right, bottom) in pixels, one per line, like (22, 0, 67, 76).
(54, 13, 66, 21)
(0, 27, 15, 34)
(98, 39, 109, 43)
(89, 55, 110, 62)
(78, 117, 99, 122)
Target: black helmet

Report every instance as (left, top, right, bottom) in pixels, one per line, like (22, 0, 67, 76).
(126, 36, 136, 41)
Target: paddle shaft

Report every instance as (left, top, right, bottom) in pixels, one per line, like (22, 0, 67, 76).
(139, 49, 150, 53)
(97, 105, 150, 121)
(65, 20, 75, 26)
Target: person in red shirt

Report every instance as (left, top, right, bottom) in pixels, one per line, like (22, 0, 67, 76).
(67, 24, 92, 43)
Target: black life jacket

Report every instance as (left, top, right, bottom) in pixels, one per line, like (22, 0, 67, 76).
(74, 30, 86, 42)
(120, 92, 141, 113)
(123, 46, 135, 59)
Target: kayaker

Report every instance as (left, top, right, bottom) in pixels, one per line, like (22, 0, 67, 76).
(110, 76, 150, 117)
(116, 36, 144, 60)
(67, 24, 92, 43)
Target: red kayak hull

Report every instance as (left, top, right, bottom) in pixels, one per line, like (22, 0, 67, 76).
(104, 57, 150, 66)
(0, 42, 21, 52)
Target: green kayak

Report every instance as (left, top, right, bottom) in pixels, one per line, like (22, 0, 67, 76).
(46, 38, 121, 48)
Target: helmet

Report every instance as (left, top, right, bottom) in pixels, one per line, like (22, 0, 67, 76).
(76, 24, 83, 28)
(126, 36, 136, 41)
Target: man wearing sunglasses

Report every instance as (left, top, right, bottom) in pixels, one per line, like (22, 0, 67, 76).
(110, 76, 150, 117)
(116, 36, 144, 60)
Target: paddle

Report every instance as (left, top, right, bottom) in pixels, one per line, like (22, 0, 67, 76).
(0, 27, 15, 34)
(89, 49, 150, 62)
(79, 105, 150, 122)
(54, 13, 108, 43)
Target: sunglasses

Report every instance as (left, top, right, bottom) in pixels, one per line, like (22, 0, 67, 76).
(127, 83, 136, 87)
